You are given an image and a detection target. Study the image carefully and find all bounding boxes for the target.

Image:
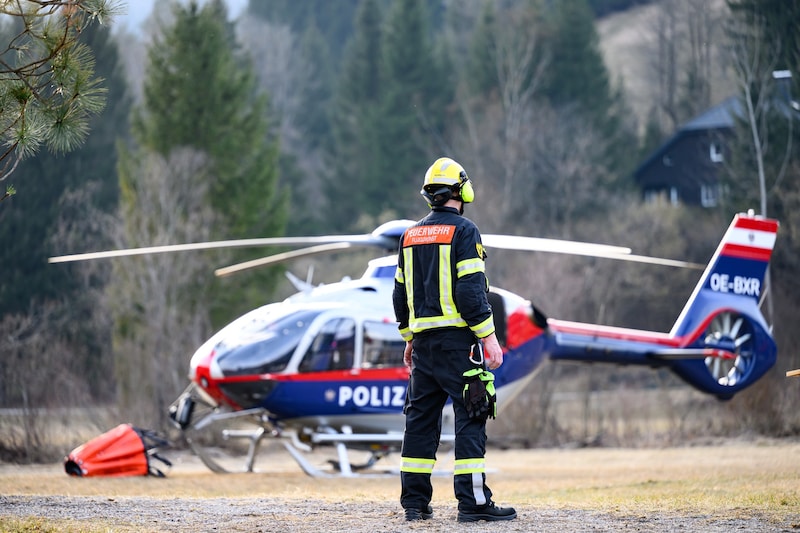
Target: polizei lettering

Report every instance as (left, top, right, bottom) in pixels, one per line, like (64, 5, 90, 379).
(709, 273, 760, 296)
(338, 385, 406, 407)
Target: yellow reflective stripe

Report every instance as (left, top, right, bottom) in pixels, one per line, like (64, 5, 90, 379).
(395, 266, 404, 284)
(403, 247, 416, 327)
(453, 458, 485, 474)
(439, 244, 456, 316)
(410, 314, 468, 333)
(471, 316, 495, 338)
(414, 314, 466, 326)
(456, 257, 484, 278)
(401, 457, 436, 474)
(399, 326, 412, 342)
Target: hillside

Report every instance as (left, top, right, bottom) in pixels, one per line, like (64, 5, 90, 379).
(597, 0, 732, 131)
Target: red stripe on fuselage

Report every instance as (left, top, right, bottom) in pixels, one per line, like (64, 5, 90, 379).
(548, 319, 678, 346)
(206, 367, 410, 386)
(547, 309, 734, 349)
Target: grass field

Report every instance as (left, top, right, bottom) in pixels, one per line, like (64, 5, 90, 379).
(2, 438, 799, 532)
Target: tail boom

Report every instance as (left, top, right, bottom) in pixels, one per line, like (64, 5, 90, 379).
(535, 212, 779, 399)
(668, 212, 779, 398)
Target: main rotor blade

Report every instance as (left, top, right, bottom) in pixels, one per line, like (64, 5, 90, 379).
(483, 234, 632, 255)
(47, 234, 390, 264)
(214, 242, 353, 277)
(605, 253, 704, 270)
(482, 234, 704, 270)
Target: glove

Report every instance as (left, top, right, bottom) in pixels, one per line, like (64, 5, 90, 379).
(462, 368, 497, 420)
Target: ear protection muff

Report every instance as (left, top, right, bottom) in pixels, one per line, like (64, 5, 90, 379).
(457, 171, 474, 203)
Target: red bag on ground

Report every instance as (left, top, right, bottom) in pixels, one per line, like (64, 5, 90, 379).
(64, 423, 171, 477)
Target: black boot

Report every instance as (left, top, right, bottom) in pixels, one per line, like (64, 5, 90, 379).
(404, 505, 434, 521)
(457, 502, 517, 522)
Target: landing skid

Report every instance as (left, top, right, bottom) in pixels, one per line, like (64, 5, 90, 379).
(192, 422, 399, 477)
(279, 434, 392, 478)
(185, 407, 272, 474)
(170, 391, 414, 476)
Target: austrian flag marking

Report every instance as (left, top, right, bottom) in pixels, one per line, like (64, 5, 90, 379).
(704, 214, 779, 298)
(720, 218, 778, 262)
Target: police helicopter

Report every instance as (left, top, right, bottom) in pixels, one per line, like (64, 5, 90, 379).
(49, 211, 779, 477)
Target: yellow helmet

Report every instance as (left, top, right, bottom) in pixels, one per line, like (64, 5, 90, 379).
(420, 157, 475, 207)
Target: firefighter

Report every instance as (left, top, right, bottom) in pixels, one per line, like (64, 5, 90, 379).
(392, 157, 517, 523)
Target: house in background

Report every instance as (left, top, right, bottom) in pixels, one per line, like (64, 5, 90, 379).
(633, 96, 742, 207)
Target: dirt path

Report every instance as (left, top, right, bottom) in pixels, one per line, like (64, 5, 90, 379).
(2, 494, 790, 532)
(2, 440, 799, 532)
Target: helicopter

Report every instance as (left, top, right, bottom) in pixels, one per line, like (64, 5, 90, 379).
(49, 211, 779, 476)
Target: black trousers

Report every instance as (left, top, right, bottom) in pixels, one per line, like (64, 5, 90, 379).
(400, 328, 493, 512)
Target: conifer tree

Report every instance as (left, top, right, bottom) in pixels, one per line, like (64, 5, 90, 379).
(112, 0, 289, 427)
(247, 0, 359, 67)
(0, 0, 120, 195)
(465, 1, 499, 98)
(542, 0, 612, 117)
(134, 0, 286, 243)
(0, 17, 129, 409)
(125, 0, 287, 325)
(0, 20, 129, 317)
(280, 17, 335, 235)
(542, 0, 637, 188)
(325, 0, 385, 230)
(377, 0, 448, 216)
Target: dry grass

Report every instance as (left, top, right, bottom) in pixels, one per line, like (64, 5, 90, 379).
(2, 438, 799, 532)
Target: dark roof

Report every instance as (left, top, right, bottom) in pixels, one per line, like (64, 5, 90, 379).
(681, 96, 742, 131)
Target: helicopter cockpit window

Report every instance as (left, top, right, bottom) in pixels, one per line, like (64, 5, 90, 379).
(362, 321, 405, 368)
(299, 318, 356, 372)
(215, 309, 323, 376)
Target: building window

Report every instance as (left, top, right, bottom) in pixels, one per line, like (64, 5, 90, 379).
(644, 187, 680, 206)
(700, 184, 718, 207)
(710, 142, 724, 163)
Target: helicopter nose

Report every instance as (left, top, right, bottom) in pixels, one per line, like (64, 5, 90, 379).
(192, 349, 218, 391)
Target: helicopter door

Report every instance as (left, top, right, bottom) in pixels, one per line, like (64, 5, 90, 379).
(299, 318, 356, 372)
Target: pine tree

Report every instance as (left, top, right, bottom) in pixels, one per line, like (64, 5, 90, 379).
(295, 20, 334, 152)
(542, 0, 612, 117)
(0, 21, 129, 316)
(324, 0, 385, 230)
(0, 19, 129, 407)
(127, 0, 288, 326)
(279, 16, 335, 235)
(134, 0, 286, 243)
(247, 0, 360, 67)
(112, 1, 289, 427)
(542, 0, 637, 189)
(377, 0, 449, 216)
(465, 1, 499, 98)
(0, 0, 119, 192)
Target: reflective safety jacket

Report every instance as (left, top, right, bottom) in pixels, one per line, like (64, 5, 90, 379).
(392, 206, 495, 342)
